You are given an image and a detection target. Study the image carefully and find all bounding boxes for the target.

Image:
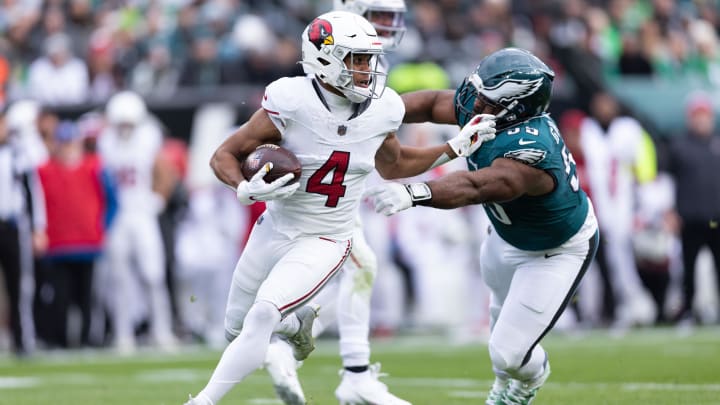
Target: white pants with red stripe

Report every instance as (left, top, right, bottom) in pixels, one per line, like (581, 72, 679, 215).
(224, 211, 352, 337)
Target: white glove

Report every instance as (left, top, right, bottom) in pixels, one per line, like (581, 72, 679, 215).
(447, 114, 496, 157)
(236, 162, 300, 205)
(366, 182, 432, 216)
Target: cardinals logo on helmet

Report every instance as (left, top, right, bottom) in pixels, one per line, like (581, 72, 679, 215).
(308, 18, 334, 50)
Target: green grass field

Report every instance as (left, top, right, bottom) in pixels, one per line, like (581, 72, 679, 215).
(1, 327, 719, 405)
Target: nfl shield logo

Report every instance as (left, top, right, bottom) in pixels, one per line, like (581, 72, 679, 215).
(337, 125, 347, 135)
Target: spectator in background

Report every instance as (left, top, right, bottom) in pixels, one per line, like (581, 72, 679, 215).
(27, 33, 88, 105)
(130, 41, 179, 98)
(36, 121, 116, 348)
(179, 32, 231, 88)
(86, 29, 121, 103)
(0, 106, 45, 357)
(665, 93, 720, 326)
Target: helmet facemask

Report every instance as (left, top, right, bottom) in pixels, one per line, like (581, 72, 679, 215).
(364, 9, 405, 51)
(336, 48, 386, 102)
(455, 73, 516, 127)
(334, 0, 407, 51)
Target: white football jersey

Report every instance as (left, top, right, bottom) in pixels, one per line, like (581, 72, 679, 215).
(261, 75, 404, 239)
(99, 122, 163, 213)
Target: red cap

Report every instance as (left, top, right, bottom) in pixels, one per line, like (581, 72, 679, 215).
(686, 92, 714, 116)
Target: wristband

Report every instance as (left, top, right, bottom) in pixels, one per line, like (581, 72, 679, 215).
(405, 183, 432, 206)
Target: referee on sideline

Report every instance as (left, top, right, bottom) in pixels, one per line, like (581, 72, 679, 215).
(0, 106, 46, 356)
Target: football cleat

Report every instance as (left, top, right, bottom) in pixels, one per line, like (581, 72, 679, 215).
(335, 363, 412, 405)
(485, 376, 509, 405)
(498, 363, 551, 405)
(265, 337, 306, 405)
(287, 305, 320, 361)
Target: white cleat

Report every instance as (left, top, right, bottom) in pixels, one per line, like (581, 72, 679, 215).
(287, 305, 320, 361)
(265, 337, 306, 405)
(335, 363, 412, 405)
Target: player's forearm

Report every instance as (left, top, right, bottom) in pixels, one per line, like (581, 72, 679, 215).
(377, 144, 457, 179)
(210, 148, 246, 190)
(419, 170, 518, 209)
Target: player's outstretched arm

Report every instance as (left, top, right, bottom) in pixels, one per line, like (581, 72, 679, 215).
(374, 132, 456, 180)
(375, 115, 496, 180)
(423, 158, 555, 207)
(401, 90, 456, 124)
(369, 158, 554, 215)
(210, 108, 282, 190)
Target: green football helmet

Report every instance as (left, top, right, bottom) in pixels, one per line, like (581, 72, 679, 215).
(454, 48, 555, 129)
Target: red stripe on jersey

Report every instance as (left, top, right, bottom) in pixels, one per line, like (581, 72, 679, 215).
(279, 239, 352, 313)
(264, 108, 279, 115)
(319, 236, 336, 243)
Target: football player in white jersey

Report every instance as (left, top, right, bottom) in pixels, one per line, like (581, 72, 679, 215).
(262, 1, 414, 404)
(98, 91, 177, 352)
(185, 10, 494, 405)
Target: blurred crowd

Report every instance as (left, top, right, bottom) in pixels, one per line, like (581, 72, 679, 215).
(3, 0, 720, 106)
(1, 0, 720, 357)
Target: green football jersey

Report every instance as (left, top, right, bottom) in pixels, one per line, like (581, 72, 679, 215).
(466, 114, 589, 251)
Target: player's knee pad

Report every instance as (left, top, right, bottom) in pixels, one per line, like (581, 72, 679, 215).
(243, 301, 281, 330)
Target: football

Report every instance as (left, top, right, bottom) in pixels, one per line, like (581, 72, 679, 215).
(241, 144, 302, 184)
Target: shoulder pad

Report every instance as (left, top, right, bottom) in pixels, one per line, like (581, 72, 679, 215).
(263, 77, 309, 113)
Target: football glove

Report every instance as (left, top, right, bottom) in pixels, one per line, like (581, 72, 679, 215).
(447, 114, 496, 157)
(366, 182, 431, 216)
(236, 162, 299, 205)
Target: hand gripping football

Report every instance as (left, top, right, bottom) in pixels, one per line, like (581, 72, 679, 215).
(241, 144, 302, 184)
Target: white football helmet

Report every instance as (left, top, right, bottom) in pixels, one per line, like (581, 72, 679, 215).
(106, 90, 147, 127)
(334, 0, 406, 51)
(301, 11, 386, 103)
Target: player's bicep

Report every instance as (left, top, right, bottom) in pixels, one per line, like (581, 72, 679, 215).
(488, 158, 554, 197)
(219, 108, 283, 160)
(374, 133, 401, 178)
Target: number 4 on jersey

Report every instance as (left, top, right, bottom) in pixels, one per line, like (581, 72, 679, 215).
(306, 151, 349, 207)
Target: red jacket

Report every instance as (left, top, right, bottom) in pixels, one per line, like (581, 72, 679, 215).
(38, 155, 108, 257)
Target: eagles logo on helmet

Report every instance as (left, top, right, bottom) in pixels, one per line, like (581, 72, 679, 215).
(308, 18, 334, 50)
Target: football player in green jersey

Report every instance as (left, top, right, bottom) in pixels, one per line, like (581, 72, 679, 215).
(369, 47, 600, 405)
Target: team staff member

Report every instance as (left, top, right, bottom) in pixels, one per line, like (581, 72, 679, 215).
(0, 107, 46, 356)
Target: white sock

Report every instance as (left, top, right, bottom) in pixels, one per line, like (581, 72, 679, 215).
(196, 301, 281, 403)
(338, 271, 372, 367)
